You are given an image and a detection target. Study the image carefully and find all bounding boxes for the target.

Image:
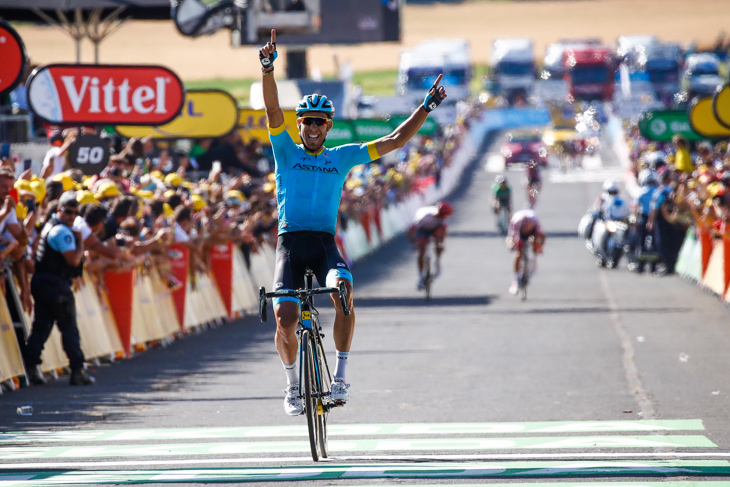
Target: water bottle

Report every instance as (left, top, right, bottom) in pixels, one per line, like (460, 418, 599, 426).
(16, 406, 33, 416)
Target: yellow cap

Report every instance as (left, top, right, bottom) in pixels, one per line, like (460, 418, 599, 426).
(262, 182, 275, 193)
(224, 190, 245, 202)
(136, 189, 154, 200)
(96, 181, 121, 198)
(163, 203, 174, 217)
(29, 180, 45, 203)
(150, 170, 164, 180)
(14, 180, 32, 192)
(164, 172, 183, 187)
(52, 172, 75, 192)
(76, 190, 99, 205)
(191, 194, 207, 211)
(164, 189, 177, 199)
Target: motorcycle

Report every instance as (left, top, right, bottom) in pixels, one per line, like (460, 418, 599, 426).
(591, 218, 628, 268)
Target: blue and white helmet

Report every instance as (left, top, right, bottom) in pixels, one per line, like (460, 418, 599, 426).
(296, 94, 335, 118)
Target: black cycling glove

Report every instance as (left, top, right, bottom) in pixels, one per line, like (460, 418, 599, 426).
(259, 43, 278, 69)
(423, 80, 445, 112)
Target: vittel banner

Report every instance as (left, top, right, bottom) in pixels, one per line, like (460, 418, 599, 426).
(27, 64, 184, 125)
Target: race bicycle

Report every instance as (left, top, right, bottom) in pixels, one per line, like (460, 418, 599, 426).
(421, 238, 438, 301)
(259, 268, 350, 461)
(495, 203, 510, 235)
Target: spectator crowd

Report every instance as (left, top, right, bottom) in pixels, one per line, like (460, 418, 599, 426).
(623, 124, 730, 276)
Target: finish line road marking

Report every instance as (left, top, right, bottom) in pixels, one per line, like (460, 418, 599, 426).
(1, 461, 730, 485)
(0, 420, 705, 443)
(6, 452, 730, 470)
(0, 436, 716, 459)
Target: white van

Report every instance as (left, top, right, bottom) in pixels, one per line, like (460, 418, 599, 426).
(490, 38, 536, 101)
(396, 39, 472, 103)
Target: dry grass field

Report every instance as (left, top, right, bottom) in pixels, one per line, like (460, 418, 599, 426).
(13, 0, 730, 81)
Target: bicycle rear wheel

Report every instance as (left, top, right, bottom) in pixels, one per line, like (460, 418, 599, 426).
(302, 330, 320, 461)
(519, 251, 530, 301)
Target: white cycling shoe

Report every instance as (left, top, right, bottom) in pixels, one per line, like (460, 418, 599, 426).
(509, 282, 519, 295)
(330, 379, 350, 402)
(284, 385, 303, 416)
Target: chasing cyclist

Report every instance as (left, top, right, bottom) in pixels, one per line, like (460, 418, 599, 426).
(406, 201, 454, 290)
(506, 208, 545, 295)
(259, 30, 447, 416)
(525, 161, 542, 208)
(491, 175, 512, 227)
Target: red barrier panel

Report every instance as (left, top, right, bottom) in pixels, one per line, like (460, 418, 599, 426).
(722, 235, 730, 299)
(104, 268, 135, 357)
(699, 225, 713, 277)
(168, 244, 190, 330)
(360, 207, 372, 244)
(210, 242, 233, 320)
(372, 203, 383, 239)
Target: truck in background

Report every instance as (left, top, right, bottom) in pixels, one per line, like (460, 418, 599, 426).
(641, 43, 683, 106)
(489, 38, 536, 104)
(396, 39, 472, 102)
(562, 45, 616, 103)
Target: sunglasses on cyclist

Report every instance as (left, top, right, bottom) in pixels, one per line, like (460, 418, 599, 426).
(300, 117, 329, 127)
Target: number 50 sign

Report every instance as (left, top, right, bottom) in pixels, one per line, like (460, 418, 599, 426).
(68, 134, 111, 175)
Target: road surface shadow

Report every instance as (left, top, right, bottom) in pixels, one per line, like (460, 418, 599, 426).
(355, 295, 497, 308)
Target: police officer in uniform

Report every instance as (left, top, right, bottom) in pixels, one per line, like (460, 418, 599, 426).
(23, 192, 94, 386)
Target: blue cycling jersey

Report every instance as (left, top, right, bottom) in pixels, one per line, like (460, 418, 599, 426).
(269, 124, 379, 235)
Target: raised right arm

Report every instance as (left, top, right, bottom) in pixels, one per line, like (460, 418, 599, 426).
(260, 29, 284, 129)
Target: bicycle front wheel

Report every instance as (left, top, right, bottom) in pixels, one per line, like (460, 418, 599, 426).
(302, 330, 320, 461)
(314, 338, 329, 459)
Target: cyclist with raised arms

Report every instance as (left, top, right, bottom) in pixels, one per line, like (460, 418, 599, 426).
(406, 201, 454, 289)
(506, 208, 545, 295)
(259, 30, 447, 416)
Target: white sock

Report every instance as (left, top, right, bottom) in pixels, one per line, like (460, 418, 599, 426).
(283, 361, 298, 388)
(334, 350, 349, 382)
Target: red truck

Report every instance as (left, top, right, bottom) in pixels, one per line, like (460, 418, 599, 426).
(563, 45, 616, 102)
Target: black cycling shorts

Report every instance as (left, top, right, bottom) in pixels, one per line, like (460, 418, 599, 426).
(273, 231, 352, 304)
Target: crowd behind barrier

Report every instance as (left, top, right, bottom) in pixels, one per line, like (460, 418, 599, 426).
(608, 107, 730, 302)
(0, 98, 502, 390)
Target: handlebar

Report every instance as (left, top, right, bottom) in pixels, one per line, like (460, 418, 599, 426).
(259, 284, 350, 323)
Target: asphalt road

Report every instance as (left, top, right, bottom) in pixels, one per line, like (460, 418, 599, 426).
(2, 132, 730, 485)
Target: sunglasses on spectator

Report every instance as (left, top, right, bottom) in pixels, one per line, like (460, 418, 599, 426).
(300, 117, 328, 127)
(62, 207, 79, 216)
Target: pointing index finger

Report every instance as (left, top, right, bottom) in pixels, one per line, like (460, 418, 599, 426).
(431, 73, 443, 90)
(271, 29, 276, 46)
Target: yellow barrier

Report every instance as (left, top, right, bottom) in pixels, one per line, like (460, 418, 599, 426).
(0, 295, 25, 384)
(701, 239, 727, 296)
(1, 242, 276, 388)
(131, 269, 179, 347)
(232, 246, 258, 316)
(184, 271, 227, 331)
(75, 273, 119, 361)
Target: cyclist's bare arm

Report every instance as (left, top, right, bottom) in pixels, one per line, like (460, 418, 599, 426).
(373, 74, 447, 157)
(261, 29, 284, 129)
